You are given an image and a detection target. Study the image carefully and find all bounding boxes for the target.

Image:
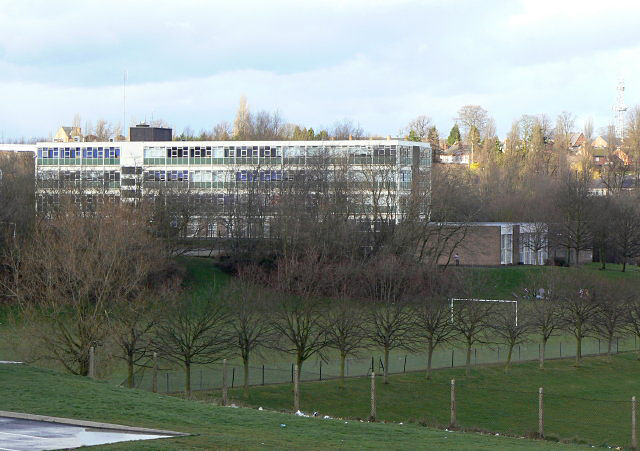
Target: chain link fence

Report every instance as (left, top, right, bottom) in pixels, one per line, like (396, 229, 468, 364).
(123, 335, 637, 394)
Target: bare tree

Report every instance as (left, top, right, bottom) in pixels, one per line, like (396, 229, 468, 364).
(223, 266, 274, 398)
(359, 256, 416, 384)
(593, 280, 630, 359)
(413, 272, 457, 379)
(489, 306, 531, 372)
(8, 202, 160, 376)
(268, 253, 328, 409)
(233, 96, 252, 140)
(213, 121, 232, 140)
(611, 193, 640, 272)
(153, 290, 233, 398)
(404, 115, 433, 141)
(452, 298, 496, 376)
(518, 272, 563, 369)
(559, 274, 598, 366)
(322, 275, 367, 387)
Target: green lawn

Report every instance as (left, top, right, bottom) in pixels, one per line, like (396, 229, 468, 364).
(193, 353, 640, 448)
(0, 364, 580, 450)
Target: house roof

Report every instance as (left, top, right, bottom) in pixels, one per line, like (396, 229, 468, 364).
(592, 136, 608, 148)
(570, 132, 585, 147)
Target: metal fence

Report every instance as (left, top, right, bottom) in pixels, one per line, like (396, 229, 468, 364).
(124, 335, 638, 394)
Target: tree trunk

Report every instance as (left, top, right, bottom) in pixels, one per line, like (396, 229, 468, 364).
(540, 338, 547, 370)
(294, 356, 302, 411)
(575, 336, 582, 367)
(127, 353, 134, 389)
(505, 344, 513, 372)
(623, 259, 627, 272)
(383, 347, 389, 384)
(600, 242, 606, 270)
(426, 343, 434, 380)
(185, 361, 191, 398)
(243, 356, 250, 399)
(465, 342, 472, 376)
(607, 335, 613, 361)
(339, 352, 346, 388)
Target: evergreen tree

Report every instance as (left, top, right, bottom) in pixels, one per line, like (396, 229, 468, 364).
(447, 124, 461, 145)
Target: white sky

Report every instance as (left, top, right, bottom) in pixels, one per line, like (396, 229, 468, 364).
(1, 0, 639, 140)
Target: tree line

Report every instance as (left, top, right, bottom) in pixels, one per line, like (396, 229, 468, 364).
(2, 201, 640, 405)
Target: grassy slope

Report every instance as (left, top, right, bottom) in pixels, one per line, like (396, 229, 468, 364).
(203, 353, 640, 448)
(0, 364, 579, 450)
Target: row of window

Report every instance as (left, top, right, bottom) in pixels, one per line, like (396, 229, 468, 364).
(142, 170, 288, 183)
(143, 145, 405, 159)
(38, 147, 121, 159)
(38, 170, 120, 182)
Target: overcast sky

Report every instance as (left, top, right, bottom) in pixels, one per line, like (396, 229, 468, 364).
(1, 0, 640, 140)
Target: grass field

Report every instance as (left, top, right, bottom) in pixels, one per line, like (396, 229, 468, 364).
(189, 353, 640, 448)
(0, 364, 582, 450)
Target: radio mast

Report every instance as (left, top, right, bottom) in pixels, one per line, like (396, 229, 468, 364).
(613, 78, 627, 142)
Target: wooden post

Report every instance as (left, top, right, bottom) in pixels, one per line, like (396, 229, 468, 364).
(262, 365, 265, 386)
(221, 358, 228, 406)
(231, 367, 235, 389)
(369, 372, 376, 421)
(451, 350, 454, 368)
(538, 387, 544, 438)
(632, 396, 637, 450)
(293, 364, 300, 412)
(403, 355, 407, 373)
(152, 352, 158, 393)
(450, 379, 456, 427)
(88, 346, 95, 379)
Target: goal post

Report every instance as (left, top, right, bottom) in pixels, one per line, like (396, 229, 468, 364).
(450, 298, 518, 326)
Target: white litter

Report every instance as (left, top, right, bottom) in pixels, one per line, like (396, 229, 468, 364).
(323, 415, 332, 420)
(295, 410, 309, 417)
(258, 407, 263, 411)
(280, 424, 286, 428)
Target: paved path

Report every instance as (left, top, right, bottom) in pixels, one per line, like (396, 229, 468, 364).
(0, 417, 169, 450)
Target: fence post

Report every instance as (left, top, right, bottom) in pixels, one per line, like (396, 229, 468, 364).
(518, 345, 521, 361)
(369, 372, 376, 421)
(633, 396, 637, 450)
(450, 379, 456, 427)
(221, 358, 228, 406)
(474, 348, 477, 365)
(538, 387, 544, 438)
(371, 356, 374, 373)
(403, 355, 407, 373)
(262, 365, 265, 386)
(497, 346, 500, 361)
(232, 367, 235, 389)
(88, 346, 95, 379)
(293, 364, 300, 412)
(152, 352, 158, 393)
(451, 350, 454, 368)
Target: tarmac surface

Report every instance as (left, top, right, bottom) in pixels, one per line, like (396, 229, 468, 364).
(0, 417, 170, 450)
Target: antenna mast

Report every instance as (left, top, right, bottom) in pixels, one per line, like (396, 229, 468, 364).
(613, 78, 627, 142)
(123, 70, 127, 139)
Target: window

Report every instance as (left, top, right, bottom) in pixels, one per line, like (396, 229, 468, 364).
(52, 148, 59, 158)
(264, 147, 271, 157)
(252, 146, 259, 157)
(501, 232, 513, 265)
(97, 148, 104, 158)
(194, 147, 201, 157)
(86, 148, 93, 158)
(170, 148, 178, 158)
(240, 148, 248, 157)
(75, 148, 82, 158)
(181, 148, 189, 157)
(205, 147, 212, 157)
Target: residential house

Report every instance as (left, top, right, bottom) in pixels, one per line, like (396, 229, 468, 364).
(592, 136, 608, 149)
(438, 143, 469, 165)
(53, 126, 83, 143)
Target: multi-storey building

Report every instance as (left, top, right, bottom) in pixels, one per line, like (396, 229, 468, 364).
(34, 139, 432, 237)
